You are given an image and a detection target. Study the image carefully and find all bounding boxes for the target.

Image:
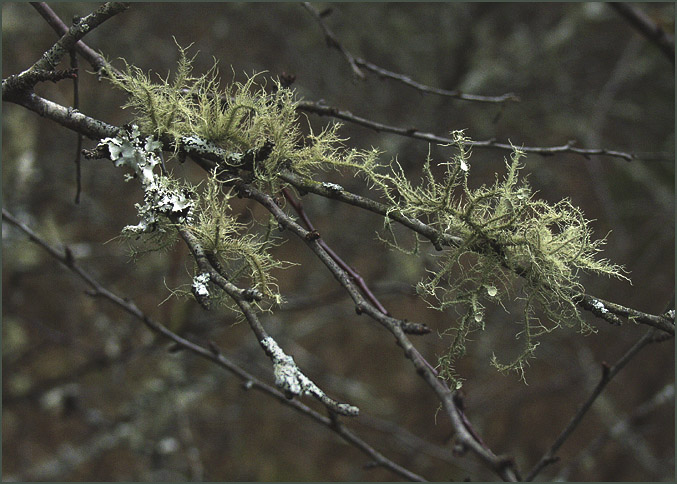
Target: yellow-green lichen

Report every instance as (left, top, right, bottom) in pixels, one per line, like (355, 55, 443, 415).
(333, 131, 629, 385)
(105, 49, 629, 387)
(103, 44, 378, 190)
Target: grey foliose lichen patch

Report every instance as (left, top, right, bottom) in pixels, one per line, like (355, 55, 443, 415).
(96, 125, 196, 234)
(192, 272, 211, 298)
(590, 298, 609, 315)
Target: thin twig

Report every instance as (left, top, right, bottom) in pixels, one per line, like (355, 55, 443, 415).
(524, 328, 668, 481)
(296, 100, 644, 162)
(12, 3, 127, 84)
(554, 382, 674, 481)
(609, 3, 675, 64)
(71, 49, 83, 204)
(301, 2, 365, 79)
(577, 294, 675, 335)
(1, 207, 426, 482)
(281, 187, 392, 317)
(30, 2, 114, 74)
(302, 2, 518, 105)
(354, 58, 520, 104)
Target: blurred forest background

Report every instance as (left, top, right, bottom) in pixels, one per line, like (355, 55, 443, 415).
(2, 2, 674, 481)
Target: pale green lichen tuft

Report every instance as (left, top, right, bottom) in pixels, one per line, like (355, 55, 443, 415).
(104, 49, 629, 387)
(103, 44, 378, 190)
(330, 130, 629, 387)
(186, 171, 287, 306)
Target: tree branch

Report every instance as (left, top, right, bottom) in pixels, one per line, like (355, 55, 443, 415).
(235, 181, 522, 482)
(609, 2, 675, 64)
(525, 328, 670, 481)
(279, 170, 675, 336)
(296, 100, 642, 162)
(30, 2, 112, 73)
(301, 2, 365, 79)
(1, 207, 425, 482)
(3, 3, 128, 99)
(354, 57, 520, 104)
(301, 2, 519, 104)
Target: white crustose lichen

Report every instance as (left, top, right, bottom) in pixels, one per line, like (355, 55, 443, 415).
(260, 336, 324, 398)
(591, 298, 609, 314)
(321, 182, 344, 192)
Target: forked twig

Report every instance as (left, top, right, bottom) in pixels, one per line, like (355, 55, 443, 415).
(525, 328, 670, 481)
(1, 207, 426, 482)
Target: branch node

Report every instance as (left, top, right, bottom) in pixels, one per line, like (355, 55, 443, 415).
(305, 229, 321, 241)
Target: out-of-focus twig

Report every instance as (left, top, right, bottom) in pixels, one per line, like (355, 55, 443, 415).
(554, 382, 674, 481)
(525, 328, 669, 481)
(301, 2, 519, 104)
(354, 57, 520, 104)
(609, 3, 675, 64)
(301, 2, 365, 79)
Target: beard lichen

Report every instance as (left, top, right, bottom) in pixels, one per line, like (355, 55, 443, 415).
(103, 44, 379, 190)
(94, 122, 285, 315)
(104, 49, 628, 387)
(337, 131, 629, 386)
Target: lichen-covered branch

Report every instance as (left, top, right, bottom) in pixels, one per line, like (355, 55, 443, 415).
(2, 2, 128, 99)
(30, 2, 113, 73)
(4, 35, 671, 479)
(235, 181, 522, 481)
(1, 208, 421, 481)
(85, 125, 359, 417)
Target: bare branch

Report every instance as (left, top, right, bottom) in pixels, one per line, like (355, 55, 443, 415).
(296, 100, 641, 162)
(525, 328, 670, 481)
(301, 2, 365, 79)
(30, 2, 112, 73)
(554, 382, 675, 480)
(302, 2, 518, 104)
(609, 2, 675, 64)
(281, 187, 395, 319)
(354, 57, 520, 104)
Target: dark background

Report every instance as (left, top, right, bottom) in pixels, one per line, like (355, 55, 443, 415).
(2, 3, 674, 481)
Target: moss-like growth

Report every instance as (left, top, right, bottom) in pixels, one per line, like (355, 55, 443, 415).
(105, 49, 628, 387)
(104, 44, 378, 190)
(187, 171, 287, 306)
(335, 131, 628, 385)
